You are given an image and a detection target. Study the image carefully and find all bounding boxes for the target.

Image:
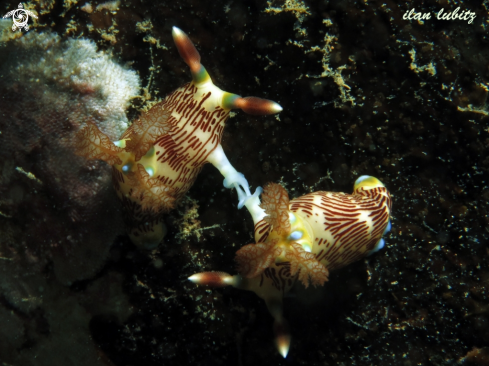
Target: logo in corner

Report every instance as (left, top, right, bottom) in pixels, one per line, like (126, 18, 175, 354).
(3, 3, 38, 31)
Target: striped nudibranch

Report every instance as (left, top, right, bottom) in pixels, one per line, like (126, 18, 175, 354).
(75, 27, 282, 249)
(189, 176, 392, 357)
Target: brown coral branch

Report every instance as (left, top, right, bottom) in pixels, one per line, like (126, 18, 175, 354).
(260, 183, 291, 235)
(74, 121, 123, 165)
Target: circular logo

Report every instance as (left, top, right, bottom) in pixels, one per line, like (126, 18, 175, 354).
(3, 3, 38, 31)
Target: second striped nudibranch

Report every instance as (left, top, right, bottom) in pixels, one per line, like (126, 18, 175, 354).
(75, 27, 282, 248)
(189, 176, 392, 357)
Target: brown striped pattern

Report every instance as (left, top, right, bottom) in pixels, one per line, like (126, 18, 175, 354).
(262, 262, 297, 294)
(290, 187, 391, 271)
(250, 185, 391, 291)
(152, 82, 229, 200)
(254, 220, 270, 243)
(115, 82, 231, 239)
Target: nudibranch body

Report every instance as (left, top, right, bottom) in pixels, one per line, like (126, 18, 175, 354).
(189, 176, 392, 357)
(76, 27, 282, 248)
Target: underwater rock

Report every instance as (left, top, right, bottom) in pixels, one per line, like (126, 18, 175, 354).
(0, 28, 137, 366)
(0, 30, 140, 284)
(0, 271, 126, 366)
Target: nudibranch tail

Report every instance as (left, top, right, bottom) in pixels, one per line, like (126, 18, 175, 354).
(75, 122, 124, 165)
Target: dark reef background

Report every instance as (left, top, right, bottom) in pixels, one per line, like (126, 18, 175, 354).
(0, 0, 488, 365)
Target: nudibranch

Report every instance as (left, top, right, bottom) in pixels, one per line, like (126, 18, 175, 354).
(76, 27, 282, 249)
(189, 176, 392, 357)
